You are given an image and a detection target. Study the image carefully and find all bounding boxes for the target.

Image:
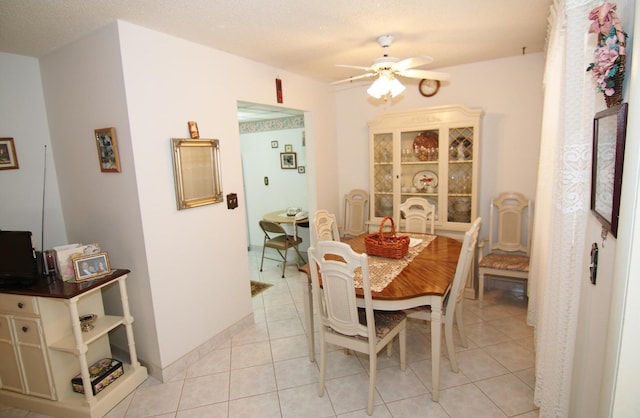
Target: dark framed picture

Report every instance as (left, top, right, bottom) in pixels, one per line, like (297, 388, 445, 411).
(72, 252, 111, 282)
(591, 102, 628, 238)
(280, 152, 297, 169)
(298, 166, 305, 173)
(0, 137, 19, 170)
(271, 140, 279, 148)
(94, 127, 121, 173)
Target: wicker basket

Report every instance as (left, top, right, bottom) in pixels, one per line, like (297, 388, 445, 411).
(605, 55, 625, 108)
(364, 216, 410, 259)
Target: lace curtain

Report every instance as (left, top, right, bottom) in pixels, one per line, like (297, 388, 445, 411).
(527, 0, 597, 416)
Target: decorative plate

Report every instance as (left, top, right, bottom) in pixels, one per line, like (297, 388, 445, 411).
(413, 170, 439, 189)
(412, 131, 438, 161)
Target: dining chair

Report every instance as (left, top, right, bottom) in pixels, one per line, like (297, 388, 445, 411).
(343, 189, 369, 237)
(308, 241, 407, 416)
(399, 197, 436, 234)
(477, 192, 532, 303)
(259, 220, 306, 278)
(405, 217, 481, 373)
(312, 210, 341, 244)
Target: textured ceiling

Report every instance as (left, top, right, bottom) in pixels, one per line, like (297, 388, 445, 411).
(0, 0, 552, 84)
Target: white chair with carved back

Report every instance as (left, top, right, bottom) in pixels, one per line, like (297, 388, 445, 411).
(343, 189, 369, 237)
(399, 197, 436, 234)
(312, 210, 341, 244)
(405, 217, 481, 373)
(309, 240, 407, 415)
(477, 192, 532, 303)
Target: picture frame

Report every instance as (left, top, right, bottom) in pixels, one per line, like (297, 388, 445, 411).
(171, 138, 223, 210)
(271, 140, 279, 148)
(72, 252, 111, 282)
(284, 144, 293, 152)
(280, 152, 297, 169)
(298, 166, 305, 174)
(591, 102, 628, 238)
(0, 137, 19, 170)
(56, 243, 101, 282)
(94, 127, 121, 173)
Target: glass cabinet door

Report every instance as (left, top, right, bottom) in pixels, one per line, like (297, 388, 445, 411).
(399, 129, 439, 222)
(447, 126, 474, 223)
(372, 133, 393, 218)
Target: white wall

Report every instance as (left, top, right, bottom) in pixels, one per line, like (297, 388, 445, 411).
(0, 53, 66, 249)
(240, 126, 309, 250)
(334, 53, 544, 238)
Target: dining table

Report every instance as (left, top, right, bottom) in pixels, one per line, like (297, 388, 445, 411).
(262, 209, 309, 239)
(299, 233, 462, 402)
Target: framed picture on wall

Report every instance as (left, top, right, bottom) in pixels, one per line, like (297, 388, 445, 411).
(280, 152, 297, 169)
(0, 137, 19, 170)
(271, 140, 279, 148)
(591, 102, 628, 238)
(285, 144, 293, 152)
(94, 127, 121, 173)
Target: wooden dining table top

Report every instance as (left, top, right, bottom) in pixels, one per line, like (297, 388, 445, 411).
(343, 234, 462, 301)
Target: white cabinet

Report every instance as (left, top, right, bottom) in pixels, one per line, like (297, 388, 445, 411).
(0, 270, 147, 418)
(369, 104, 482, 236)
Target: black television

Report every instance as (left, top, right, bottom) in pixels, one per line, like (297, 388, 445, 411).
(0, 230, 40, 288)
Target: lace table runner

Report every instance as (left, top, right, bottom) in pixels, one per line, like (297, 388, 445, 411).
(353, 234, 436, 292)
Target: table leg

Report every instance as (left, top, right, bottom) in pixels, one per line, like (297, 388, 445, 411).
(430, 299, 442, 402)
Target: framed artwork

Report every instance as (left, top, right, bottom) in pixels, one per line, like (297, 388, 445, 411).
(271, 140, 278, 148)
(73, 252, 111, 282)
(285, 144, 293, 152)
(94, 127, 121, 173)
(0, 137, 19, 170)
(298, 166, 305, 173)
(171, 138, 223, 210)
(591, 102, 628, 238)
(280, 152, 297, 169)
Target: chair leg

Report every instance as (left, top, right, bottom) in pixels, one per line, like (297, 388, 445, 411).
(259, 245, 267, 272)
(293, 245, 306, 266)
(399, 327, 406, 371)
(445, 319, 458, 373)
(478, 270, 485, 303)
(280, 248, 288, 278)
(367, 351, 377, 415)
(318, 337, 327, 397)
(455, 302, 468, 348)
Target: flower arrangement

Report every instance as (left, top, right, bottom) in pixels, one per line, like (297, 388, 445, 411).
(586, 2, 627, 106)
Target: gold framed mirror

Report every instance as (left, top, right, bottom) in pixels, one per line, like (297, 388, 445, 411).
(171, 138, 223, 210)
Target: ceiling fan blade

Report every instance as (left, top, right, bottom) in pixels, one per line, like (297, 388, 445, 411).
(330, 72, 377, 85)
(396, 69, 451, 81)
(393, 56, 434, 71)
(335, 64, 374, 72)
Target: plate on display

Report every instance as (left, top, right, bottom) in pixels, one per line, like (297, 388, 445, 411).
(413, 170, 439, 189)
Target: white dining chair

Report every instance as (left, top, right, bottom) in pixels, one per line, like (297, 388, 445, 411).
(399, 197, 436, 234)
(343, 189, 369, 237)
(405, 217, 481, 373)
(308, 241, 407, 416)
(312, 209, 341, 244)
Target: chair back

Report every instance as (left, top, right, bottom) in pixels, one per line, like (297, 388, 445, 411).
(259, 220, 286, 238)
(308, 241, 373, 339)
(312, 210, 340, 244)
(343, 189, 369, 237)
(488, 192, 532, 254)
(399, 197, 435, 234)
(446, 217, 481, 317)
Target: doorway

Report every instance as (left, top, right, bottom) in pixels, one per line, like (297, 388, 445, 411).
(237, 101, 310, 254)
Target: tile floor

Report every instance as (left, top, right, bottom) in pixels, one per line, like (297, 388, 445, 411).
(1, 250, 538, 417)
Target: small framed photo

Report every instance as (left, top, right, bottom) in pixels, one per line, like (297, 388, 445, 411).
(73, 252, 111, 282)
(94, 127, 121, 173)
(0, 138, 19, 170)
(298, 166, 305, 174)
(271, 140, 279, 148)
(284, 144, 293, 152)
(280, 152, 297, 169)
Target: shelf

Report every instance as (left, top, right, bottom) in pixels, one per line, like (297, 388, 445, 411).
(49, 315, 124, 354)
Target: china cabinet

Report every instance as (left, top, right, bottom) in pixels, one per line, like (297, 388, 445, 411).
(368, 105, 483, 236)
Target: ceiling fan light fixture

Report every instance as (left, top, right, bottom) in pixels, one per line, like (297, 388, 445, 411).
(367, 73, 405, 99)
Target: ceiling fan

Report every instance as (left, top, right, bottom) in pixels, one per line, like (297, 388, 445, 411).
(331, 34, 450, 98)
